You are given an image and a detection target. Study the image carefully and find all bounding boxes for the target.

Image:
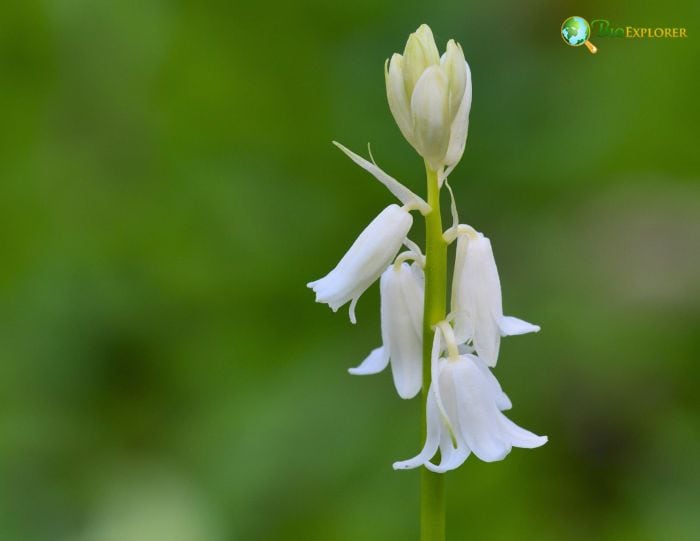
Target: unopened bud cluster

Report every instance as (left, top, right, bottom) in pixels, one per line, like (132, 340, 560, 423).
(386, 24, 471, 171)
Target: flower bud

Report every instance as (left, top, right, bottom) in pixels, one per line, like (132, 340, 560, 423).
(385, 24, 472, 171)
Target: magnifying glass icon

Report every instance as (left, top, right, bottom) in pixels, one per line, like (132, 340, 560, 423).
(561, 16, 598, 54)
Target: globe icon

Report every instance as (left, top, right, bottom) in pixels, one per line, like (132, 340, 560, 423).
(561, 16, 598, 53)
(561, 16, 589, 46)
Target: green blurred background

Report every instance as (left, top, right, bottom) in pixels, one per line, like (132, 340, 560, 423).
(1, 1, 699, 540)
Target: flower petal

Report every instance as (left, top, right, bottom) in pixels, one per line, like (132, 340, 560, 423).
(402, 24, 440, 98)
(348, 296, 360, 324)
(348, 346, 389, 375)
(402, 265, 424, 338)
(431, 335, 453, 429)
(442, 41, 467, 121)
(499, 316, 541, 336)
(411, 65, 451, 170)
(425, 427, 470, 473)
(472, 355, 512, 411)
(450, 358, 511, 462)
(393, 386, 441, 470)
(451, 234, 473, 343)
(451, 233, 503, 366)
(381, 264, 423, 399)
(444, 60, 472, 169)
(498, 416, 548, 449)
(385, 54, 414, 144)
(457, 343, 475, 355)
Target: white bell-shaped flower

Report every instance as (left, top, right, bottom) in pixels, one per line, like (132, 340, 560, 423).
(451, 231, 540, 366)
(385, 24, 472, 171)
(349, 262, 424, 399)
(393, 324, 547, 472)
(308, 204, 413, 323)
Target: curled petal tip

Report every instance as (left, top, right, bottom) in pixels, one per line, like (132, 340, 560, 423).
(348, 297, 359, 324)
(499, 316, 541, 336)
(349, 347, 389, 376)
(392, 459, 421, 470)
(396, 387, 421, 400)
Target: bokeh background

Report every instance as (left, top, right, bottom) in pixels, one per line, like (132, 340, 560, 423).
(1, 1, 699, 540)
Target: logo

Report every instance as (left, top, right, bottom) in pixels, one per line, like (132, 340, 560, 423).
(561, 16, 597, 54)
(562, 16, 688, 54)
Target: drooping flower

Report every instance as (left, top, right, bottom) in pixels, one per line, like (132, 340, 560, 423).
(451, 230, 540, 366)
(393, 324, 547, 472)
(308, 204, 413, 323)
(349, 262, 424, 399)
(385, 24, 472, 171)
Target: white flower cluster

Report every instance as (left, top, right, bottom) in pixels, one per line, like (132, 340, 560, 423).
(308, 25, 546, 472)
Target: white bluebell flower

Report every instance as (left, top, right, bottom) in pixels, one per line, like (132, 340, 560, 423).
(349, 261, 424, 399)
(451, 231, 540, 366)
(393, 324, 547, 472)
(308, 204, 413, 323)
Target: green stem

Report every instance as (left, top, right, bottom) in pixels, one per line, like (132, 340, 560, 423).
(421, 163, 446, 541)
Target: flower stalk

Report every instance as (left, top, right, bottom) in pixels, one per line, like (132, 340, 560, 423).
(421, 163, 446, 540)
